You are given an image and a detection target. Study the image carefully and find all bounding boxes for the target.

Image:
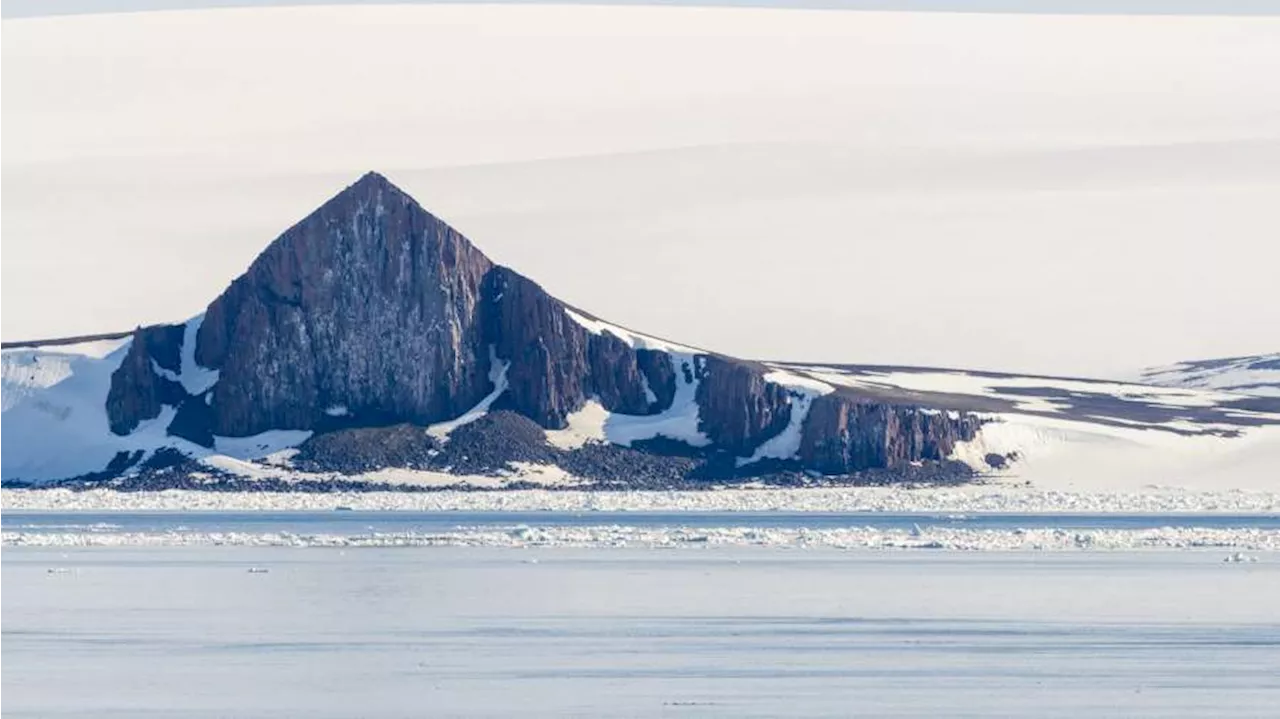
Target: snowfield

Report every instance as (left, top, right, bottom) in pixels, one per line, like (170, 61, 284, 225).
(773, 362, 1280, 491)
(1141, 353, 1280, 398)
(1, 330, 310, 483)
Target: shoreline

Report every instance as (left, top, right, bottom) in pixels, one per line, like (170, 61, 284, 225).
(5, 486, 1279, 514)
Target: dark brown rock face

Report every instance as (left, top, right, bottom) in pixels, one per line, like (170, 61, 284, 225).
(587, 333, 654, 415)
(106, 324, 186, 435)
(97, 170, 989, 482)
(480, 269, 664, 426)
(636, 349, 677, 412)
(695, 356, 792, 455)
(195, 172, 495, 436)
(106, 174, 678, 442)
(798, 394, 984, 474)
(481, 267, 590, 427)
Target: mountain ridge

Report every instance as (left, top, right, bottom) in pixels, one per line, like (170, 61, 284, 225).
(4, 172, 1278, 490)
(2, 172, 984, 485)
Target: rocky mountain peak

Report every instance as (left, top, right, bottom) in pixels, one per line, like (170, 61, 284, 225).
(92, 170, 984, 484)
(106, 172, 499, 441)
(350, 169, 399, 192)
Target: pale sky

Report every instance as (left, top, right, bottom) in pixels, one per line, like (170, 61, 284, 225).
(7, 0, 1280, 18)
(3, 4, 1278, 377)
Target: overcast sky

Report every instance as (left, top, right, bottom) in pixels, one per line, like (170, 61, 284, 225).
(7, 0, 1280, 18)
(3, 4, 1278, 377)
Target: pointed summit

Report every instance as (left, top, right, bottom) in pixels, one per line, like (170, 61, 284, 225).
(166, 171, 497, 437)
(342, 170, 408, 199)
(310, 170, 427, 225)
(355, 169, 394, 186)
(27, 173, 1008, 486)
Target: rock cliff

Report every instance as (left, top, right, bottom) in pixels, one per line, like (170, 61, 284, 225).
(96, 171, 983, 483)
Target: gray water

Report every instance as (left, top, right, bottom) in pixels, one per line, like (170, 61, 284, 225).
(5, 543, 1280, 717)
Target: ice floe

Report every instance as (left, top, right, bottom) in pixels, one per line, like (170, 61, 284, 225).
(6, 524, 1279, 552)
(6, 486, 1279, 514)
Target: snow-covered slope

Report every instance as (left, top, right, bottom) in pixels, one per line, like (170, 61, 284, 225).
(546, 311, 711, 451)
(770, 363, 1280, 492)
(1, 336, 128, 413)
(1139, 354, 1280, 399)
(1, 330, 310, 483)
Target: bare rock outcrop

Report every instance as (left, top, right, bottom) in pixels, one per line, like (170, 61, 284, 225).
(799, 394, 984, 474)
(105, 324, 186, 435)
(694, 356, 792, 455)
(95, 170, 987, 483)
(481, 267, 590, 427)
(194, 172, 495, 436)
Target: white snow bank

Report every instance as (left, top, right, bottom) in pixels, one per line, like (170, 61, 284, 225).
(1, 333, 310, 483)
(1, 351, 76, 407)
(605, 352, 710, 448)
(952, 417, 1280, 492)
(1, 340, 127, 412)
(547, 350, 716, 447)
(546, 352, 711, 450)
(147, 314, 220, 395)
(739, 368, 836, 466)
(545, 401, 609, 450)
(563, 307, 702, 355)
(177, 314, 220, 396)
(2, 338, 142, 480)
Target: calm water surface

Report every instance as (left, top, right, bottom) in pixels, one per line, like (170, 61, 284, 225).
(4, 543, 1280, 717)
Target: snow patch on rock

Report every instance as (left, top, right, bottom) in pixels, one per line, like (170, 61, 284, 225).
(178, 314, 220, 396)
(546, 352, 710, 451)
(426, 346, 511, 442)
(563, 307, 702, 355)
(739, 368, 836, 466)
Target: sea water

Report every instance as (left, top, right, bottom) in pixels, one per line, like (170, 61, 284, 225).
(5, 511, 1280, 717)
